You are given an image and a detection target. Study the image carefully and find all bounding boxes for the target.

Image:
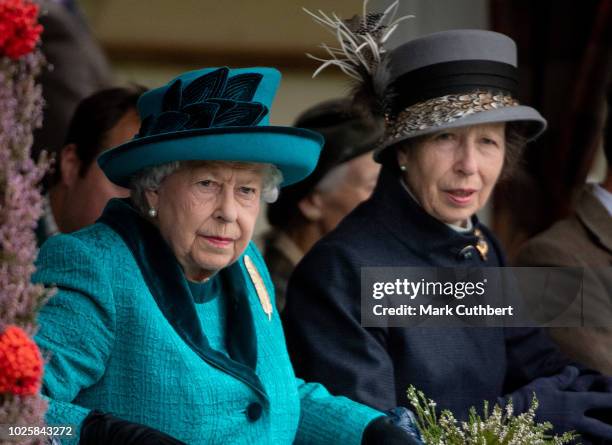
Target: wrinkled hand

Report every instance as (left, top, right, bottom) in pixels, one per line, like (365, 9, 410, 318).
(501, 366, 612, 441)
(362, 407, 424, 445)
(79, 411, 186, 445)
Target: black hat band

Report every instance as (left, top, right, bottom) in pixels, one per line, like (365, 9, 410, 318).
(390, 60, 519, 115)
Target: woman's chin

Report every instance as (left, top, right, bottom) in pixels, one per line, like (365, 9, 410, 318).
(437, 196, 480, 222)
(193, 251, 234, 272)
(437, 207, 475, 226)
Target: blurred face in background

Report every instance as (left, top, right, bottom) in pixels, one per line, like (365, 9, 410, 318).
(300, 152, 381, 233)
(56, 109, 139, 232)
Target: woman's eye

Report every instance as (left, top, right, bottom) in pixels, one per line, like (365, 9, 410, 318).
(481, 137, 498, 146)
(435, 132, 454, 141)
(198, 180, 218, 190)
(237, 186, 258, 200)
(238, 186, 256, 195)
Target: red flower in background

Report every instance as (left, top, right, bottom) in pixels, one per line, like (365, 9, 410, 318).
(0, 325, 43, 395)
(0, 0, 43, 60)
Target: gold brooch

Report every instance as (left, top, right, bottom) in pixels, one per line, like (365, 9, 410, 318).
(244, 255, 273, 321)
(473, 228, 489, 261)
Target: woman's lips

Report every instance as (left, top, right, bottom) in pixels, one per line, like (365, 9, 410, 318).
(201, 236, 233, 248)
(445, 189, 477, 206)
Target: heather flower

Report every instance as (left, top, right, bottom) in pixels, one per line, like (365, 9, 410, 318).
(0, 51, 50, 329)
(406, 385, 578, 445)
(0, 1, 50, 441)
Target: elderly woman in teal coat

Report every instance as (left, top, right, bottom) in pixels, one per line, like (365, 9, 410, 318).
(33, 67, 422, 444)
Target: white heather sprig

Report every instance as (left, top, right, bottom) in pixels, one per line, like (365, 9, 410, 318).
(406, 386, 578, 445)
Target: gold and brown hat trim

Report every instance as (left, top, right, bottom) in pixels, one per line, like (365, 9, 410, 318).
(384, 90, 520, 145)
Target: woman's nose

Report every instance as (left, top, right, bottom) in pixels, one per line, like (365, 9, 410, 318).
(214, 188, 238, 222)
(454, 140, 478, 175)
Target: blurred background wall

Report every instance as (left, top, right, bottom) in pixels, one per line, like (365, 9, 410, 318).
(76, 0, 489, 124)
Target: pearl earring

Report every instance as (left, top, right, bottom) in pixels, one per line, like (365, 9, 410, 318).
(148, 208, 157, 218)
(400, 165, 407, 171)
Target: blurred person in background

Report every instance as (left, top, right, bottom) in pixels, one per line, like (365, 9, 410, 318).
(37, 86, 145, 245)
(264, 98, 383, 310)
(33, 0, 113, 160)
(516, 81, 612, 375)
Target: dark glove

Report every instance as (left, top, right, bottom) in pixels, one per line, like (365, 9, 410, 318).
(500, 366, 612, 441)
(362, 407, 424, 445)
(564, 367, 612, 434)
(565, 368, 612, 393)
(79, 410, 186, 445)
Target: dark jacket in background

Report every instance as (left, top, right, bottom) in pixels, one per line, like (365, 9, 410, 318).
(34, 1, 113, 159)
(283, 166, 570, 415)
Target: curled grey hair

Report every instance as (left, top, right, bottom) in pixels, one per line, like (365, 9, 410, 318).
(130, 161, 283, 215)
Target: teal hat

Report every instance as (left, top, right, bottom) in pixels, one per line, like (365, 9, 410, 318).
(98, 67, 324, 188)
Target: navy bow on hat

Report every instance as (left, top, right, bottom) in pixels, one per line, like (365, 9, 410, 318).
(137, 67, 270, 139)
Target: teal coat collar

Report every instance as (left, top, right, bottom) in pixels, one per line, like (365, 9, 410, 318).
(98, 198, 268, 402)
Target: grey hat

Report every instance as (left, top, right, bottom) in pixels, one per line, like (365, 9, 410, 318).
(375, 29, 547, 161)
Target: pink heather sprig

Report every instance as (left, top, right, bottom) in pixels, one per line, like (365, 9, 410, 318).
(0, 393, 48, 444)
(0, 49, 51, 330)
(0, 18, 51, 439)
(0, 53, 45, 162)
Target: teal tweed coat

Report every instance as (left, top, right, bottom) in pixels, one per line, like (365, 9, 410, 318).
(33, 199, 382, 444)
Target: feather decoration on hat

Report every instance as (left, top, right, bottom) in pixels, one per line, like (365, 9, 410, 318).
(303, 0, 413, 118)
